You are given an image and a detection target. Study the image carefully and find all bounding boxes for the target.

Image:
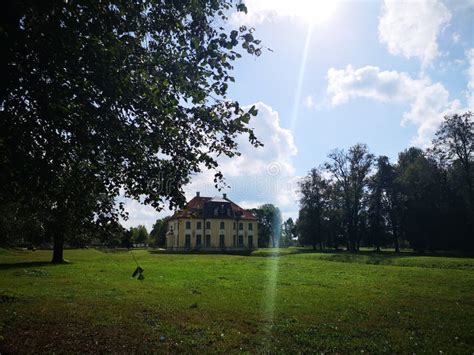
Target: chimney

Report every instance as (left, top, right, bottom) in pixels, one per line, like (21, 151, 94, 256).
(196, 191, 200, 197)
(223, 193, 227, 199)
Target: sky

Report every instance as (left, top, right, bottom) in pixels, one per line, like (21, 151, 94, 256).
(123, 0, 474, 231)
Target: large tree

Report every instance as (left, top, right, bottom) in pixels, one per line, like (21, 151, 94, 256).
(396, 148, 446, 252)
(0, 1, 263, 262)
(325, 144, 374, 251)
(298, 168, 328, 250)
(367, 156, 389, 251)
(430, 112, 474, 250)
(431, 112, 473, 199)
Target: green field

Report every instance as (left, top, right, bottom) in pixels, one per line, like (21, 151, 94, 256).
(1, 248, 473, 353)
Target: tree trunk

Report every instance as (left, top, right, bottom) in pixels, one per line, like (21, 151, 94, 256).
(52, 232, 65, 263)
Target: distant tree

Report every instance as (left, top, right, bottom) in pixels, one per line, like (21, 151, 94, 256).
(130, 225, 149, 246)
(281, 218, 296, 246)
(0, 1, 263, 263)
(367, 156, 392, 251)
(380, 159, 404, 253)
(298, 168, 328, 250)
(251, 204, 282, 247)
(149, 219, 168, 248)
(396, 148, 446, 252)
(430, 112, 474, 250)
(431, 112, 473, 200)
(121, 229, 133, 249)
(99, 221, 125, 248)
(321, 183, 345, 250)
(325, 144, 374, 251)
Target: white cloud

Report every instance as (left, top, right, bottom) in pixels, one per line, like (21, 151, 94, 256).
(466, 48, 474, 109)
(120, 199, 164, 231)
(303, 95, 315, 109)
(326, 65, 461, 145)
(452, 32, 461, 43)
(378, 0, 451, 67)
(187, 102, 299, 210)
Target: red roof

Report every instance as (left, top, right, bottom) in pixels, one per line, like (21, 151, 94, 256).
(172, 195, 257, 220)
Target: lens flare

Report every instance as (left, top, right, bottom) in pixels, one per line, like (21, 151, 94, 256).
(290, 24, 314, 131)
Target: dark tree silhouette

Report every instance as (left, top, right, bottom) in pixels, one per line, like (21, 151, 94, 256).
(0, 1, 262, 262)
(325, 144, 374, 251)
(298, 168, 328, 250)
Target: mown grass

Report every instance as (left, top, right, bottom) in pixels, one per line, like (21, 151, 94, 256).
(0, 248, 473, 353)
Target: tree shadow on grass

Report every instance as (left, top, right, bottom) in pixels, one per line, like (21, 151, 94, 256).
(0, 261, 70, 270)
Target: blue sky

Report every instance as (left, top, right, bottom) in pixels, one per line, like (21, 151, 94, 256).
(124, 0, 474, 230)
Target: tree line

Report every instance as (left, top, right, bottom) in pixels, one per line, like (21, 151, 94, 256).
(100, 220, 167, 249)
(297, 112, 473, 253)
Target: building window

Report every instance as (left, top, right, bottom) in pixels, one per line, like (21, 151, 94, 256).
(219, 234, 225, 247)
(248, 223, 253, 231)
(248, 235, 253, 247)
(233, 235, 236, 246)
(196, 235, 202, 246)
(239, 222, 243, 230)
(185, 234, 191, 248)
(205, 234, 211, 247)
(186, 221, 191, 229)
(197, 222, 202, 230)
(238, 235, 243, 246)
(206, 221, 211, 229)
(220, 221, 225, 229)
(233, 222, 236, 230)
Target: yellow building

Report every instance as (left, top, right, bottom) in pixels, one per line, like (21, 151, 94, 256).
(166, 192, 258, 251)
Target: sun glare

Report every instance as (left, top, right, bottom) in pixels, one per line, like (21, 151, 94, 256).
(297, 0, 339, 24)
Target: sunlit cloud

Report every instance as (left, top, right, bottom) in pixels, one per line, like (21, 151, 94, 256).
(325, 65, 461, 145)
(378, 0, 451, 67)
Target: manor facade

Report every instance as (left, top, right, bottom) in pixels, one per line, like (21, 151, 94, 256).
(166, 192, 258, 251)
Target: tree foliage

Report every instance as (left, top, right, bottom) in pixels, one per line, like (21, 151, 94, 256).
(298, 113, 474, 252)
(0, 0, 263, 262)
(251, 204, 282, 247)
(297, 168, 328, 250)
(324, 144, 374, 251)
(130, 225, 149, 246)
(281, 218, 296, 246)
(149, 218, 168, 248)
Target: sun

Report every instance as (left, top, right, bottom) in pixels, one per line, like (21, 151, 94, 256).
(296, 0, 339, 24)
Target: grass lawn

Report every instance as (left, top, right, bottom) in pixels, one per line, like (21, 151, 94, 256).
(0, 248, 473, 353)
